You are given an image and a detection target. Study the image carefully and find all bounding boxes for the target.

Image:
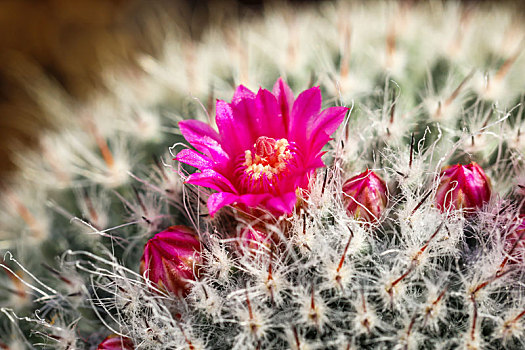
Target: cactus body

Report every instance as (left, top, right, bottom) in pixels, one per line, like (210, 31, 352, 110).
(1, 1, 524, 349)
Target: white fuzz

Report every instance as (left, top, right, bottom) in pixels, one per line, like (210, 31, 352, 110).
(203, 234, 235, 284)
(352, 289, 379, 336)
(296, 285, 329, 332)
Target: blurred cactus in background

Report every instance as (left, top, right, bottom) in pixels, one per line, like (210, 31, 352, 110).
(1, 0, 525, 349)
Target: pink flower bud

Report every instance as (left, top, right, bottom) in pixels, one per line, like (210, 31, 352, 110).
(238, 226, 273, 252)
(436, 162, 491, 212)
(342, 169, 388, 222)
(140, 225, 202, 297)
(97, 335, 133, 350)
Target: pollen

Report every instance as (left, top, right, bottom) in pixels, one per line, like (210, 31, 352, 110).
(243, 137, 293, 181)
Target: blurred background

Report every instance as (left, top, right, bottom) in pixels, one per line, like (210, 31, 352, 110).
(0, 0, 292, 181)
(0, 0, 522, 182)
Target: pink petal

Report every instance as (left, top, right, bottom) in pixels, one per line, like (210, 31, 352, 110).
(158, 230, 200, 252)
(255, 88, 285, 138)
(179, 120, 228, 163)
(208, 192, 239, 217)
(232, 85, 256, 104)
(215, 99, 253, 155)
(310, 106, 348, 139)
(305, 156, 326, 170)
(289, 86, 322, 144)
(186, 169, 238, 194)
(144, 246, 162, 282)
(236, 193, 271, 207)
(158, 240, 194, 259)
(307, 107, 347, 154)
(272, 78, 294, 134)
(231, 89, 259, 141)
(208, 192, 274, 217)
(176, 149, 213, 170)
(265, 192, 297, 214)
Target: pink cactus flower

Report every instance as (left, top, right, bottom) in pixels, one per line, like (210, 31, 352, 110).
(436, 162, 491, 212)
(140, 226, 202, 297)
(342, 169, 388, 222)
(176, 78, 348, 217)
(97, 335, 134, 350)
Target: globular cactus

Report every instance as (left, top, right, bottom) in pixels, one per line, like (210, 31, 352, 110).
(1, 1, 525, 349)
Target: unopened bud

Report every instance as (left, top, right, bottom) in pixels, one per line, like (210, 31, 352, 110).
(140, 225, 202, 297)
(238, 226, 273, 253)
(342, 169, 388, 222)
(436, 162, 491, 213)
(97, 335, 133, 350)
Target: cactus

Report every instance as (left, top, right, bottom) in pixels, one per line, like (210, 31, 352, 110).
(1, 1, 525, 349)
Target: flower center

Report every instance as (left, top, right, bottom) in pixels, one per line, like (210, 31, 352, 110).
(243, 136, 293, 181)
